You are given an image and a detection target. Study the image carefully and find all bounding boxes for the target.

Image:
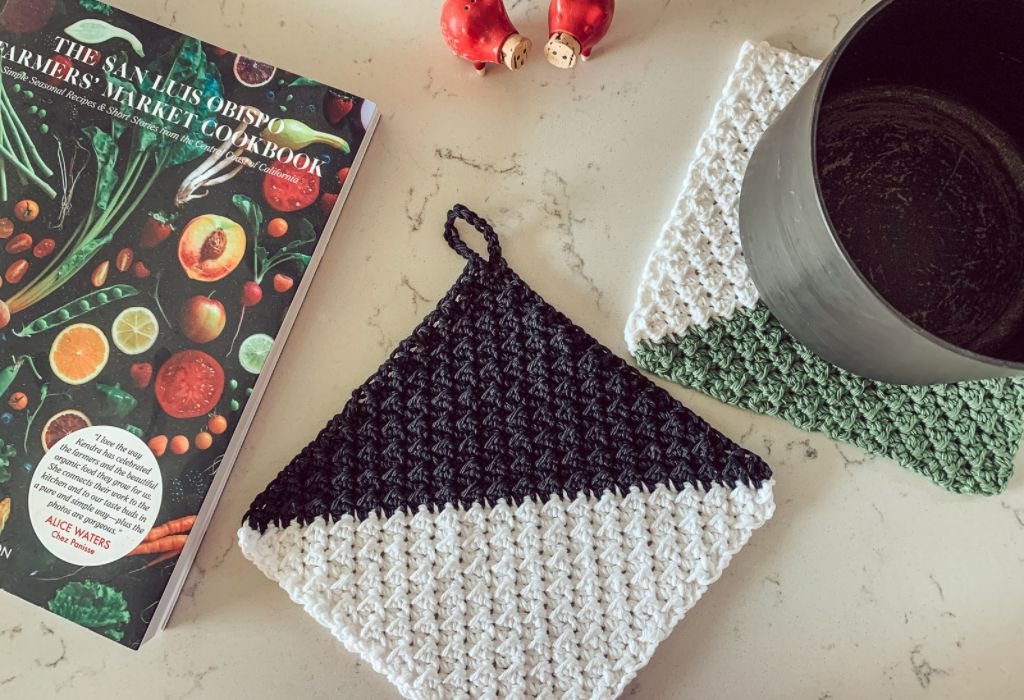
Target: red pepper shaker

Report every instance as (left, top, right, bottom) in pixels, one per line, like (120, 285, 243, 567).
(545, 0, 615, 69)
(441, 0, 532, 75)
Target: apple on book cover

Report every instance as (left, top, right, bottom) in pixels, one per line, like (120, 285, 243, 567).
(0, 0, 378, 649)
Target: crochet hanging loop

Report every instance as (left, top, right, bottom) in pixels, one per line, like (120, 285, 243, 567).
(444, 204, 505, 267)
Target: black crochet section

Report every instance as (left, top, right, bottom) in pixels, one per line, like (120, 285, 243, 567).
(244, 205, 772, 532)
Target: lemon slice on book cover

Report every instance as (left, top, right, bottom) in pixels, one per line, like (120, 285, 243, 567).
(112, 306, 159, 355)
(238, 333, 274, 374)
(49, 323, 109, 385)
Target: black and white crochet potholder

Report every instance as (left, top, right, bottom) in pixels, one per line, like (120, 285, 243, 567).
(238, 206, 774, 700)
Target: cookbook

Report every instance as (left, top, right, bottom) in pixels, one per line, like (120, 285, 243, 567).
(0, 0, 378, 648)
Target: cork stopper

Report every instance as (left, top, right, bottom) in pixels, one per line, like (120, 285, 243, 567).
(500, 33, 532, 71)
(544, 31, 581, 69)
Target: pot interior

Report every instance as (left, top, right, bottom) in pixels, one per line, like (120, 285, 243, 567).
(815, 0, 1024, 362)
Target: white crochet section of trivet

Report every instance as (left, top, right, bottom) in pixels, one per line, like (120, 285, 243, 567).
(625, 41, 820, 353)
(239, 480, 774, 700)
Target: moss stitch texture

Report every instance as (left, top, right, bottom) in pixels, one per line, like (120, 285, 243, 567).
(634, 304, 1024, 495)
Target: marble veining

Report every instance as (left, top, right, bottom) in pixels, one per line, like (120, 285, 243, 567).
(3, 0, 1023, 698)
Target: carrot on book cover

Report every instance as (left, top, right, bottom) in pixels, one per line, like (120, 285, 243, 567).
(0, 0, 379, 648)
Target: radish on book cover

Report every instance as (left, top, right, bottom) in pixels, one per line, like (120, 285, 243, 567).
(0, 0, 378, 648)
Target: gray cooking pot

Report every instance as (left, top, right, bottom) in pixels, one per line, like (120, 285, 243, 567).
(739, 0, 1024, 384)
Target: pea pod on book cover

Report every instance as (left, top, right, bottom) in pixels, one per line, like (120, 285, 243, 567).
(0, 0, 378, 648)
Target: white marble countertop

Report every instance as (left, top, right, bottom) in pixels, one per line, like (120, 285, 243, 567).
(6, 0, 1024, 697)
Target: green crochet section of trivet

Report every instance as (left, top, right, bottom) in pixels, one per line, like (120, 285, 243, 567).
(633, 304, 1024, 495)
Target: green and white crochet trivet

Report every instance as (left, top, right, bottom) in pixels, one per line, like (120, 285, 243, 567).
(625, 41, 1024, 496)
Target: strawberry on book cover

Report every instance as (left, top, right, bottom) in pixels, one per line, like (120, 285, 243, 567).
(0, 0, 378, 648)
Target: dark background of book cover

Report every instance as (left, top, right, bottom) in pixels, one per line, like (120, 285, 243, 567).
(0, 0, 370, 648)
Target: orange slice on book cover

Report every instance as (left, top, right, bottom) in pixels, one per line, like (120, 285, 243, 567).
(0, 497, 10, 536)
(49, 323, 110, 385)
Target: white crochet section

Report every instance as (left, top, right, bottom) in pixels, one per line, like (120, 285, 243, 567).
(239, 480, 774, 700)
(624, 41, 820, 352)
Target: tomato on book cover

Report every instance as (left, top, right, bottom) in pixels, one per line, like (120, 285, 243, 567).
(0, 0, 378, 648)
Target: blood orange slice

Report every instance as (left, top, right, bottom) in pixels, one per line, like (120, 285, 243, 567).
(41, 409, 91, 452)
(154, 350, 225, 419)
(233, 56, 276, 87)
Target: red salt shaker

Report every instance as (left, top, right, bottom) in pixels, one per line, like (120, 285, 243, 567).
(545, 0, 615, 69)
(441, 0, 532, 75)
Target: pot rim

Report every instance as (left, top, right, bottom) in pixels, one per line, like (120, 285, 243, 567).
(808, 0, 1024, 373)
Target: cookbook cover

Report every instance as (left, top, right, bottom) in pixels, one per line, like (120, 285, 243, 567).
(0, 0, 378, 648)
